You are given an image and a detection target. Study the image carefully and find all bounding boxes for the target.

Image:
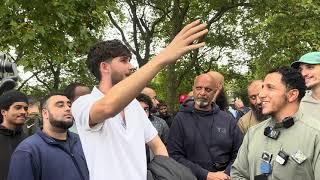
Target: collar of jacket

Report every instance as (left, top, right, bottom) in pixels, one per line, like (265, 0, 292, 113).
(35, 129, 78, 147)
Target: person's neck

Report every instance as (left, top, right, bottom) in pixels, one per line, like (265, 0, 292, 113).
(42, 126, 68, 140)
(311, 85, 320, 100)
(98, 79, 112, 94)
(1, 121, 17, 130)
(273, 103, 299, 123)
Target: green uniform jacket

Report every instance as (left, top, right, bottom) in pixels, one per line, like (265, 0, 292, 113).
(299, 93, 320, 118)
(231, 111, 320, 180)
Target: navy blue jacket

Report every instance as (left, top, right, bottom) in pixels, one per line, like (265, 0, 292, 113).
(167, 101, 243, 180)
(8, 129, 89, 180)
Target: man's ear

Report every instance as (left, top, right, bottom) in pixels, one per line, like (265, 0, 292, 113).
(287, 89, 299, 103)
(100, 61, 111, 74)
(1, 109, 6, 116)
(42, 109, 48, 119)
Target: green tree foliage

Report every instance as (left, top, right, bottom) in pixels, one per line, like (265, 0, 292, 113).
(0, 0, 115, 95)
(107, 0, 251, 111)
(241, 0, 320, 78)
(2, 0, 319, 109)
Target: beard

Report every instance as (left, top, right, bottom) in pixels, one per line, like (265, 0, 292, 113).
(250, 104, 269, 121)
(150, 106, 158, 114)
(111, 70, 130, 86)
(195, 98, 210, 108)
(48, 112, 73, 130)
(111, 71, 123, 85)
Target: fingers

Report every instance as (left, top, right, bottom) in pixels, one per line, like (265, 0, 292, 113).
(186, 28, 208, 44)
(185, 42, 206, 51)
(178, 19, 202, 36)
(217, 172, 230, 180)
(181, 22, 207, 40)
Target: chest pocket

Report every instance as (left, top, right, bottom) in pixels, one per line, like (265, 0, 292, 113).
(272, 157, 313, 180)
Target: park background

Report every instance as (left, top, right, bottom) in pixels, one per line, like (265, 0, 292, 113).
(0, 0, 319, 111)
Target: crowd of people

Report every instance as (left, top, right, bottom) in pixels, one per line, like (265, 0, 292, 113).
(0, 20, 320, 180)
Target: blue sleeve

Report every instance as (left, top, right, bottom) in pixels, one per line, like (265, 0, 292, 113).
(7, 150, 37, 180)
(225, 116, 244, 175)
(167, 115, 208, 180)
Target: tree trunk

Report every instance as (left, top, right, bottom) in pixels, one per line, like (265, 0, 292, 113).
(166, 0, 188, 112)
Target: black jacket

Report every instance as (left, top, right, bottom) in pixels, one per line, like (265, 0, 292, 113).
(0, 125, 27, 180)
(167, 101, 243, 180)
(147, 155, 196, 180)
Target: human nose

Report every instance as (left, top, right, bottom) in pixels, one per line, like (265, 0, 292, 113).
(300, 68, 308, 78)
(21, 108, 28, 114)
(155, 99, 159, 106)
(65, 104, 71, 112)
(256, 95, 262, 105)
(258, 89, 266, 100)
(199, 88, 207, 95)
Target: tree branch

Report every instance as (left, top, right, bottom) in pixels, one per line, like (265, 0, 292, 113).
(35, 73, 51, 90)
(17, 69, 44, 90)
(107, 11, 137, 55)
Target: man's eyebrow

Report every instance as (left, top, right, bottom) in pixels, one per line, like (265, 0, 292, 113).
(55, 101, 65, 105)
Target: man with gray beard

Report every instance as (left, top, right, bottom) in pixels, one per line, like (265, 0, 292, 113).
(237, 80, 269, 134)
(8, 93, 89, 180)
(167, 74, 243, 180)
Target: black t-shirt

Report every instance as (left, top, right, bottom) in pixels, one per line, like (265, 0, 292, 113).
(52, 137, 71, 153)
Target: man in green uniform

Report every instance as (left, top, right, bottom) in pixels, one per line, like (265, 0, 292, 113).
(231, 67, 320, 180)
(291, 52, 320, 117)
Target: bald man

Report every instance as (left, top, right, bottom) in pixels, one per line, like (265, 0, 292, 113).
(237, 80, 269, 134)
(167, 73, 242, 180)
(206, 71, 229, 111)
(207, 71, 224, 88)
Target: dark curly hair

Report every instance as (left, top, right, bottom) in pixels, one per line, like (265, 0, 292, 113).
(86, 40, 131, 81)
(268, 67, 306, 101)
(136, 93, 153, 111)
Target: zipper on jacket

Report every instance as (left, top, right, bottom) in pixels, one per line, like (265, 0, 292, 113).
(58, 144, 86, 180)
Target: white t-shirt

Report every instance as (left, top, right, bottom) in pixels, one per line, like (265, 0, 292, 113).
(71, 87, 158, 180)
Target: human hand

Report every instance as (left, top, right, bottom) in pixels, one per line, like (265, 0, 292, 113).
(234, 97, 244, 110)
(207, 171, 230, 180)
(157, 20, 208, 65)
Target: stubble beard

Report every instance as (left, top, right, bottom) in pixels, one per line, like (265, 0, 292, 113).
(48, 112, 73, 130)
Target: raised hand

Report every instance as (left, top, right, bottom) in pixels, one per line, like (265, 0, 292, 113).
(157, 20, 208, 65)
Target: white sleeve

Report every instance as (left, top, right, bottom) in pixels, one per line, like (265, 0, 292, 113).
(144, 118, 158, 143)
(131, 99, 158, 143)
(71, 95, 104, 131)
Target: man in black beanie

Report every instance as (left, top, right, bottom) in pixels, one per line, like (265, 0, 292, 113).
(0, 90, 28, 180)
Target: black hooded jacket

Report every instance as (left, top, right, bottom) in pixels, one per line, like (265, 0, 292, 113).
(167, 101, 243, 180)
(0, 125, 27, 180)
